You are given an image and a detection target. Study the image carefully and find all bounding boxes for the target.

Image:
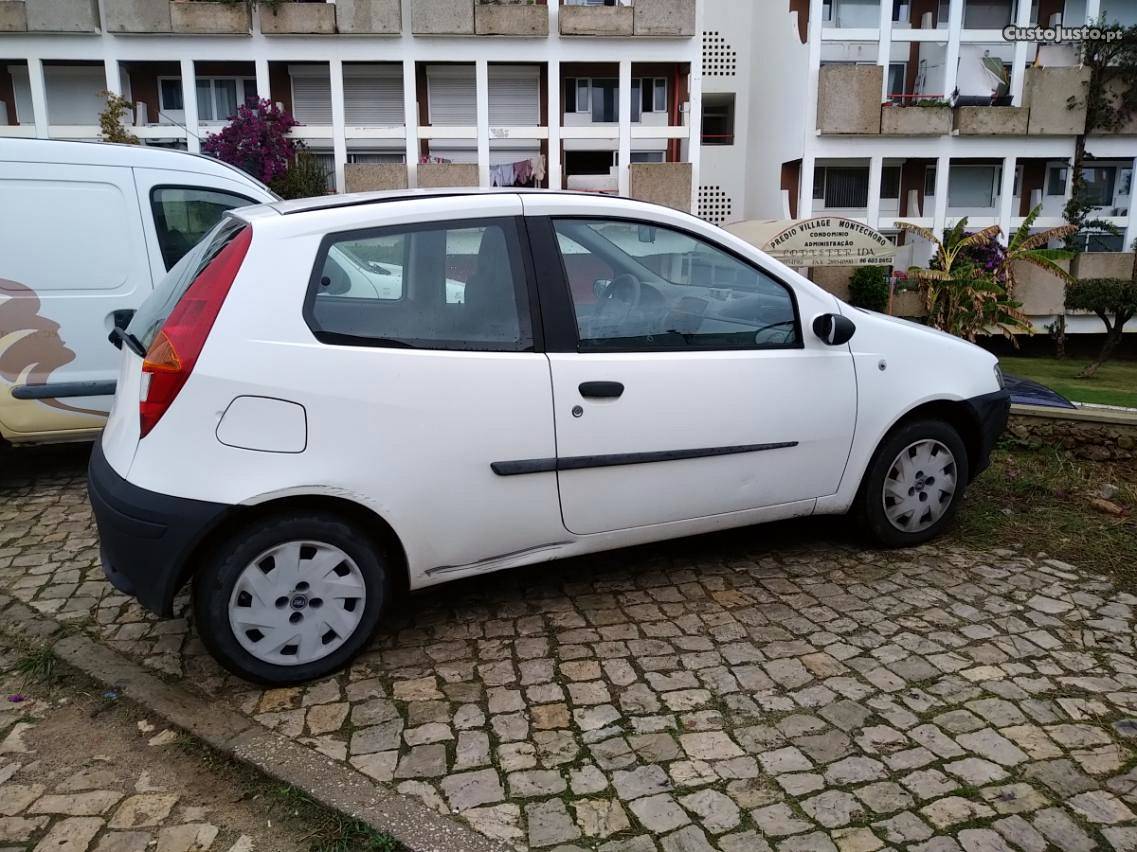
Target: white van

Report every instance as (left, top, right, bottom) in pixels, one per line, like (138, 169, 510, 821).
(0, 139, 276, 445)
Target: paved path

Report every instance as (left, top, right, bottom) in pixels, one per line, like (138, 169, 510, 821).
(2, 444, 1137, 851)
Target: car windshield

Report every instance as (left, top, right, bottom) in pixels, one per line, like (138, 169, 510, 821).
(127, 217, 245, 349)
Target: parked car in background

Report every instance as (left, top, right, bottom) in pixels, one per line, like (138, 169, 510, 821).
(88, 190, 1010, 684)
(0, 138, 276, 446)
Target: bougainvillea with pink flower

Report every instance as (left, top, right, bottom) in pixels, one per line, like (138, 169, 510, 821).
(201, 97, 299, 185)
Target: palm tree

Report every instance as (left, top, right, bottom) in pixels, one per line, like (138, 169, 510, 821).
(999, 205, 1078, 295)
(897, 218, 1030, 342)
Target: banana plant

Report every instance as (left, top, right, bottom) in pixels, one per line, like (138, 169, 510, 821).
(898, 218, 1031, 342)
(999, 205, 1078, 294)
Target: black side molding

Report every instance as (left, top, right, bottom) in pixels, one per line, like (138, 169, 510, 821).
(12, 380, 116, 400)
(492, 441, 799, 476)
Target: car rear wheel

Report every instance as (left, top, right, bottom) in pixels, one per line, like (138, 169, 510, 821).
(858, 419, 969, 547)
(193, 512, 387, 684)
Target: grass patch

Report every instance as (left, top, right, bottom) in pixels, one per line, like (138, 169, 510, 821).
(997, 356, 1137, 408)
(951, 442, 1137, 593)
(267, 785, 403, 852)
(14, 647, 57, 685)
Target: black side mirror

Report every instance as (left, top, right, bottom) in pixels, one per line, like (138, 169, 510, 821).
(108, 309, 136, 350)
(813, 313, 856, 346)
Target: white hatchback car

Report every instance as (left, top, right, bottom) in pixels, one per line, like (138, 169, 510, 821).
(89, 190, 1009, 684)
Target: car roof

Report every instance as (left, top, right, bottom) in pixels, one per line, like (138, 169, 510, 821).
(257, 187, 628, 217)
(0, 138, 275, 196)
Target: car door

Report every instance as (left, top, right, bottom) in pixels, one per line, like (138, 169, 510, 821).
(0, 161, 151, 437)
(527, 210, 858, 536)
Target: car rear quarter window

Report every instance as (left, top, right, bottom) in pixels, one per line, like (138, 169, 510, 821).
(306, 217, 533, 352)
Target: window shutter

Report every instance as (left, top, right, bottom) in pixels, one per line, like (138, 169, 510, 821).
(292, 74, 333, 125)
(344, 72, 403, 126)
(488, 66, 539, 126)
(428, 66, 477, 126)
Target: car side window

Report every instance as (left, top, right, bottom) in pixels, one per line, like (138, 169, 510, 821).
(150, 186, 255, 270)
(552, 218, 800, 352)
(307, 218, 533, 352)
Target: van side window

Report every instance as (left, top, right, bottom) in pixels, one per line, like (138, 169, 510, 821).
(150, 186, 254, 270)
(306, 218, 533, 352)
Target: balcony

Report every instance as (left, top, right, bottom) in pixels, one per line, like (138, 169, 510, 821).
(411, 0, 473, 33)
(816, 65, 882, 135)
(954, 106, 1029, 136)
(880, 104, 951, 136)
(632, 0, 694, 36)
(628, 162, 691, 211)
(475, 1, 548, 37)
(335, 0, 401, 33)
(344, 163, 408, 192)
(171, 0, 250, 34)
(259, 2, 336, 34)
(1023, 67, 1091, 136)
(0, 0, 100, 32)
(559, 1, 632, 36)
(418, 162, 479, 187)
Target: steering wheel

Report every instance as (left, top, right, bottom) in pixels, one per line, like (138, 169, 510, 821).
(592, 273, 642, 335)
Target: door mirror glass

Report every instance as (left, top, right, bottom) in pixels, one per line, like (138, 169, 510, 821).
(593, 278, 613, 299)
(812, 313, 856, 346)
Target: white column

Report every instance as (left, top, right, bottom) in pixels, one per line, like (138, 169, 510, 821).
(877, 0, 894, 102)
(329, 59, 347, 194)
(180, 58, 199, 153)
(617, 59, 632, 198)
(942, 0, 963, 100)
(547, 60, 561, 191)
(255, 59, 271, 102)
(103, 58, 121, 97)
(1009, 0, 1031, 105)
(932, 155, 951, 237)
(1124, 157, 1137, 252)
(476, 59, 490, 188)
(997, 155, 1017, 244)
(805, 0, 824, 139)
(799, 154, 816, 218)
(27, 58, 48, 139)
(867, 155, 884, 227)
(687, 67, 702, 216)
(1084, 0, 1101, 23)
(403, 59, 418, 188)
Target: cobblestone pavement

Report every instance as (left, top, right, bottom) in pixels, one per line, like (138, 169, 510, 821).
(3, 445, 1137, 851)
(0, 614, 304, 852)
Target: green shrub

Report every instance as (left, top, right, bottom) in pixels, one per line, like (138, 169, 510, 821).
(270, 151, 329, 200)
(1065, 277, 1137, 377)
(848, 266, 890, 313)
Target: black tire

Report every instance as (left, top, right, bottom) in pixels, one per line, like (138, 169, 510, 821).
(856, 419, 970, 548)
(193, 511, 388, 685)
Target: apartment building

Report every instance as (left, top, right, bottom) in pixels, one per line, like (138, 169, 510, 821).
(0, 0, 700, 207)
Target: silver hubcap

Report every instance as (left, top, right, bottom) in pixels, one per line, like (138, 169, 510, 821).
(228, 541, 366, 666)
(882, 439, 958, 533)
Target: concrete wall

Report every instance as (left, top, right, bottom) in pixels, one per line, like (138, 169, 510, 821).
(0, 1, 27, 31)
(259, 3, 336, 34)
(27, 0, 99, 32)
(633, 0, 695, 36)
(336, 0, 402, 34)
(1073, 252, 1135, 281)
(412, 0, 473, 34)
(105, 0, 170, 33)
(559, 5, 632, 36)
(628, 162, 692, 212)
(171, 2, 250, 34)
(954, 106, 1029, 136)
(475, 3, 547, 36)
(344, 163, 409, 192)
(1024, 67, 1090, 136)
(418, 162, 479, 187)
(816, 65, 882, 135)
(1012, 258, 1069, 316)
(880, 105, 951, 136)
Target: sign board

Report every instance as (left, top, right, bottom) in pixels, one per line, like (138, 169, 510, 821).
(725, 217, 897, 267)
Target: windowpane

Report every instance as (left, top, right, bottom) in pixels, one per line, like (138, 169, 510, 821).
(195, 79, 213, 121)
(1082, 167, 1116, 207)
(654, 79, 667, 112)
(150, 186, 253, 270)
(159, 79, 183, 111)
(576, 79, 590, 112)
(881, 166, 901, 200)
(948, 166, 996, 207)
(553, 219, 799, 352)
(631, 80, 642, 123)
(214, 79, 238, 121)
(824, 168, 870, 207)
(310, 219, 532, 352)
(592, 79, 617, 122)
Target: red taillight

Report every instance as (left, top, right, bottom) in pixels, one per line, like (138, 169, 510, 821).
(140, 226, 252, 438)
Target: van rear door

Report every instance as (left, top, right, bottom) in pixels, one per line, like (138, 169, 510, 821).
(0, 161, 150, 440)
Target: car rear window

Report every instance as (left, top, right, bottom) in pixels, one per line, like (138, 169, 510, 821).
(128, 217, 247, 349)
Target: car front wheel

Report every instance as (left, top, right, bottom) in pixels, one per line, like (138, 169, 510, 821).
(858, 419, 970, 547)
(193, 511, 388, 684)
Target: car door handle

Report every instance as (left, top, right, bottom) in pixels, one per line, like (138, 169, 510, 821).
(579, 381, 624, 399)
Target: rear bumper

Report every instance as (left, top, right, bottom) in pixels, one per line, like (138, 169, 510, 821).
(965, 389, 1011, 479)
(87, 441, 229, 616)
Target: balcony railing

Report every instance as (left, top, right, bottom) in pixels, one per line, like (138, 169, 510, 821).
(0, 0, 100, 32)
